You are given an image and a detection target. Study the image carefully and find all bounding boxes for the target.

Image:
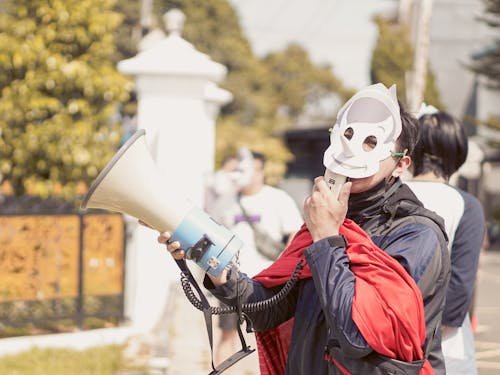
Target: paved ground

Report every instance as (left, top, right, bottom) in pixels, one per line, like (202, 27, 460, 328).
(150, 248, 500, 375)
(161, 279, 260, 375)
(474, 248, 500, 375)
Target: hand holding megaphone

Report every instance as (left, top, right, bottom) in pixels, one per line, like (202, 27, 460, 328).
(152, 229, 230, 286)
(303, 171, 351, 242)
(324, 168, 347, 200)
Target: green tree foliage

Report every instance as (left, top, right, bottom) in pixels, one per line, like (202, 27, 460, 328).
(0, 0, 132, 198)
(156, 0, 273, 129)
(470, 0, 500, 89)
(263, 44, 352, 131)
(470, 0, 500, 133)
(110, 0, 141, 117)
(112, 0, 141, 63)
(215, 118, 293, 186)
(371, 16, 443, 109)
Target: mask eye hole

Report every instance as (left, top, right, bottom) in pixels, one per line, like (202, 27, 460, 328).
(344, 127, 354, 140)
(363, 135, 377, 151)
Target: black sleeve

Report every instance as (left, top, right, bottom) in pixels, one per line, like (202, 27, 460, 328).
(442, 192, 485, 326)
(204, 266, 299, 331)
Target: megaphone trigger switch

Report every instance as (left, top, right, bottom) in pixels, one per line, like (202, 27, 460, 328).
(188, 234, 214, 262)
(327, 177, 335, 189)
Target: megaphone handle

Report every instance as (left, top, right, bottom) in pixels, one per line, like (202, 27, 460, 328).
(209, 340, 255, 374)
(324, 169, 347, 200)
(174, 260, 217, 372)
(174, 259, 254, 374)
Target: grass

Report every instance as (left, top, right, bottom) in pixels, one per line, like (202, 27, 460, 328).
(0, 344, 146, 375)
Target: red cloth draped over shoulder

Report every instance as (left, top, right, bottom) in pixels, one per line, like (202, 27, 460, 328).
(252, 219, 434, 375)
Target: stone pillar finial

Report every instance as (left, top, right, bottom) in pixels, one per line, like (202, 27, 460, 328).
(164, 9, 186, 36)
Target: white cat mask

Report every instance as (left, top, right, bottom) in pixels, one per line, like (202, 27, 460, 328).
(323, 83, 402, 178)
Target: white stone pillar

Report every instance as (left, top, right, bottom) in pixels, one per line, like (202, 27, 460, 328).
(117, 9, 232, 333)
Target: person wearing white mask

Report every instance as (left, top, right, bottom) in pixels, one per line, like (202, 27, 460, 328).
(157, 84, 450, 375)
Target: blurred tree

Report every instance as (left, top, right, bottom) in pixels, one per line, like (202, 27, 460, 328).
(111, 0, 141, 117)
(150, 0, 349, 180)
(263, 44, 353, 132)
(470, 0, 500, 90)
(0, 0, 132, 198)
(112, 0, 141, 63)
(470, 0, 500, 133)
(371, 15, 443, 110)
(215, 119, 294, 186)
(156, 0, 274, 128)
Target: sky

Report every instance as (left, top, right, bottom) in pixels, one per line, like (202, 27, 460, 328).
(227, 0, 396, 90)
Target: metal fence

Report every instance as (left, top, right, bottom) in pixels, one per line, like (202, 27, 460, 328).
(0, 212, 125, 336)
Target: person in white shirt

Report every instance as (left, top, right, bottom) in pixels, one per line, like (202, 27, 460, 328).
(406, 107, 485, 375)
(214, 150, 303, 367)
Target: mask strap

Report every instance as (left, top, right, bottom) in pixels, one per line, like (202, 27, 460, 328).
(390, 148, 408, 158)
(386, 148, 408, 186)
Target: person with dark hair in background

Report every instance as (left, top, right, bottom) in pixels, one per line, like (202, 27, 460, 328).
(154, 84, 450, 374)
(407, 105, 485, 375)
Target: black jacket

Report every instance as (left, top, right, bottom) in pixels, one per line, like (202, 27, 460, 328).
(206, 181, 450, 374)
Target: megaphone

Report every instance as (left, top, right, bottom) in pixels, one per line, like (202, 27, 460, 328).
(324, 168, 346, 199)
(81, 129, 243, 277)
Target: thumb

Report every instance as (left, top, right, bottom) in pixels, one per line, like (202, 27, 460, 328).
(338, 181, 351, 206)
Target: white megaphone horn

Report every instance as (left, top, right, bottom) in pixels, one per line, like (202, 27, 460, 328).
(81, 129, 243, 277)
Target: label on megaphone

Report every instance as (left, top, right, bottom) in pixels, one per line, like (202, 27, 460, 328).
(170, 207, 243, 277)
(324, 168, 347, 199)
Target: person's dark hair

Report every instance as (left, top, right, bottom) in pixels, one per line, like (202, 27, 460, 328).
(396, 101, 420, 158)
(251, 151, 266, 165)
(412, 112, 468, 179)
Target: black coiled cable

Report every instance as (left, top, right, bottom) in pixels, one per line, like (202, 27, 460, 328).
(180, 259, 304, 315)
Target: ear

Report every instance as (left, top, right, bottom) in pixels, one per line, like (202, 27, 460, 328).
(392, 155, 412, 177)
